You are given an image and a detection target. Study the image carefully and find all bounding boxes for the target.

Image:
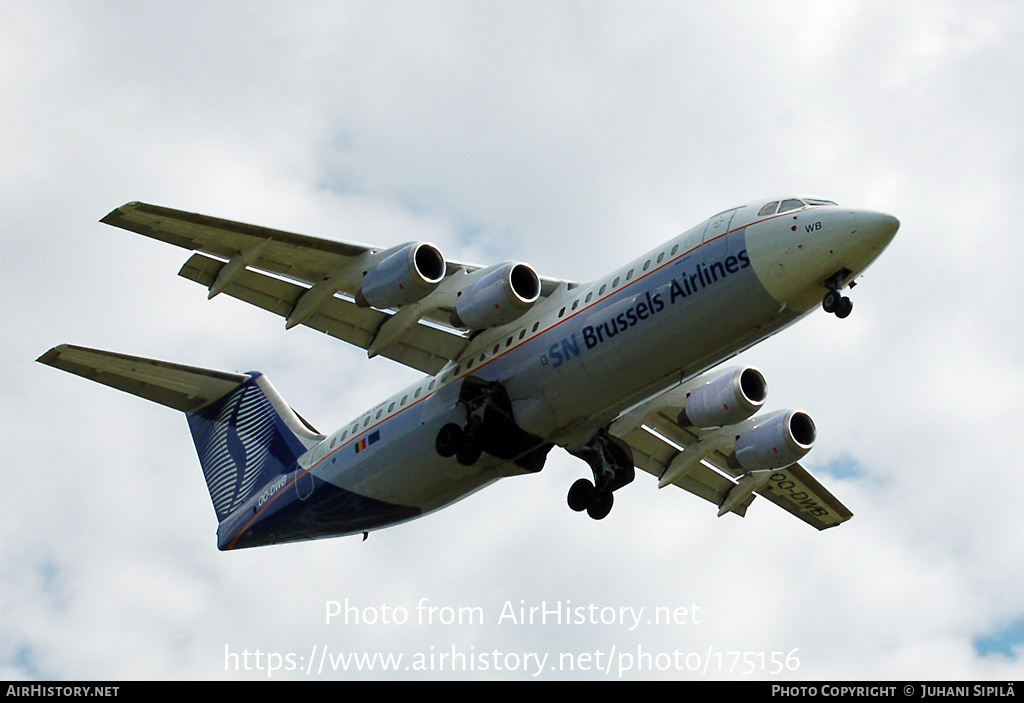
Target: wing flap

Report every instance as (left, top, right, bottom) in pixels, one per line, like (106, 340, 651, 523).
(179, 253, 467, 375)
(615, 423, 753, 516)
(36, 344, 249, 413)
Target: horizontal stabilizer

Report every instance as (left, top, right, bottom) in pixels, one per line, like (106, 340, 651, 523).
(39, 343, 326, 525)
(36, 344, 249, 413)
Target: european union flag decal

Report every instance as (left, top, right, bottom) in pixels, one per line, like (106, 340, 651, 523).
(355, 429, 381, 454)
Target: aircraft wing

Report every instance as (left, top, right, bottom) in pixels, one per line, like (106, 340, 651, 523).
(608, 383, 853, 530)
(101, 202, 568, 375)
(36, 343, 250, 413)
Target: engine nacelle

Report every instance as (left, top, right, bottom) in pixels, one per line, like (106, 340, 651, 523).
(678, 366, 767, 428)
(728, 410, 816, 471)
(356, 242, 446, 309)
(450, 263, 541, 329)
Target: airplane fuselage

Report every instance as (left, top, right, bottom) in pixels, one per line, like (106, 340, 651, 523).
(219, 198, 898, 549)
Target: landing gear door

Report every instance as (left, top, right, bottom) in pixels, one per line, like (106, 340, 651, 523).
(702, 209, 736, 262)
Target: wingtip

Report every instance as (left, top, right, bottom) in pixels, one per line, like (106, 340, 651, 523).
(36, 344, 69, 365)
(99, 201, 142, 225)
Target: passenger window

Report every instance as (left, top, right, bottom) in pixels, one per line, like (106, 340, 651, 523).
(330, 438, 336, 448)
(519, 330, 526, 340)
(558, 307, 565, 318)
(613, 276, 620, 288)
(585, 292, 593, 303)
(599, 284, 607, 295)
(571, 300, 579, 310)
(401, 395, 408, 405)
(375, 410, 382, 420)
(758, 201, 779, 216)
(428, 380, 435, 390)
(626, 269, 634, 280)
(532, 322, 540, 332)
(657, 252, 664, 263)
(671, 244, 679, 256)
(414, 388, 422, 398)
(388, 402, 395, 412)
(643, 260, 650, 271)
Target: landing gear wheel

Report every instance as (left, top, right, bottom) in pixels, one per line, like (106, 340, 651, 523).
(567, 479, 595, 512)
(836, 296, 853, 319)
(435, 423, 464, 458)
(586, 490, 614, 520)
(822, 290, 842, 314)
(567, 429, 633, 520)
(456, 440, 482, 466)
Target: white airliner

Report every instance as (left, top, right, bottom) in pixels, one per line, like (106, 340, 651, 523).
(39, 196, 898, 549)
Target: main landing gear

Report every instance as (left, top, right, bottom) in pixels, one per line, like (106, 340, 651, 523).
(435, 422, 483, 466)
(567, 478, 615, 520)
(566, 429, 635, 520)
(434, 377, 552, 472)
(822, 270, 853, 319)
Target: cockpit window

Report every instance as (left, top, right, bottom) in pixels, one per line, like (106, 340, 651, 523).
(758, 198, 836, 217)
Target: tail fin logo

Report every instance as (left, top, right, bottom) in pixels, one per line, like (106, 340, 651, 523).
(199, 382, 276, 520)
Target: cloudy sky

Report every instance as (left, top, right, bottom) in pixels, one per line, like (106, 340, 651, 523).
(3, 0, 1023, 681)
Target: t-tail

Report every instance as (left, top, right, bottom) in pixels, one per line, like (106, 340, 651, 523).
(186, 372, 320, 522)
(36, 345, 324, 548)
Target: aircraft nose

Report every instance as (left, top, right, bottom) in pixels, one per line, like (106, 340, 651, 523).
(856, 211, 900, 251)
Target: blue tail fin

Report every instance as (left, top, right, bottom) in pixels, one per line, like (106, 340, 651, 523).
(186, 372, 320, 522)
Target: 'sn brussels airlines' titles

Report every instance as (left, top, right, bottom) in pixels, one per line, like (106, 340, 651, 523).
(547, 248, 751, 369)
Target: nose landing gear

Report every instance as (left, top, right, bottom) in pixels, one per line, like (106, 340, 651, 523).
(822, 289, 853, 318)
(822, 270, 854, 319)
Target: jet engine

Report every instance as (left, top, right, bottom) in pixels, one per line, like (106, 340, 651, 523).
(678, 366, 767, 428)
(450, 263, 541, 329)
(727, 410, 816, 471)
(355, 242, 446, 309)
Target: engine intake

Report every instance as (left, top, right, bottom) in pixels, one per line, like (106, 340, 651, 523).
(678, 366, 767, 428)
(727, 410, 816, 471)
(450, 263, 541, 329)
(356, 242, 446, 309)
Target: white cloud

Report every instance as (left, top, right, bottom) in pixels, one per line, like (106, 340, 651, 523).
(3, 0, 1023, 681)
